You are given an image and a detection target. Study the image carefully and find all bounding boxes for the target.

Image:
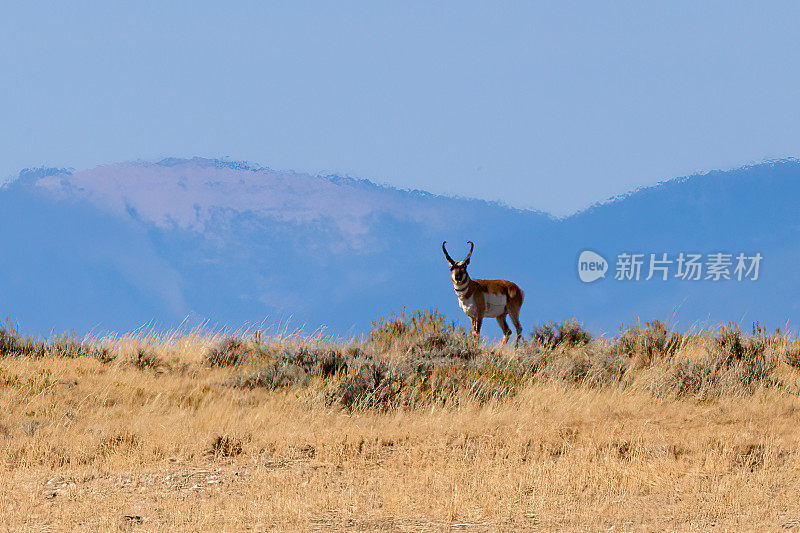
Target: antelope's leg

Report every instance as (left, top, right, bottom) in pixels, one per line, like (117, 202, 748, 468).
(510, 311, 523, 347)
(497, 314, 511, 345)
(475, 315, 483, 336)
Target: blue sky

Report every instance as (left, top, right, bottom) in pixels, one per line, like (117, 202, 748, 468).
(2, 2, 799, 216)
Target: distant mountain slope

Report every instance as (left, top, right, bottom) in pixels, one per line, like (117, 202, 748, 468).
(2, 158, 798, 336)
(545, 160, 800, 332)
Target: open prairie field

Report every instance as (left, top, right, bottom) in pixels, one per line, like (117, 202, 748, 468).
(2, 312, 800, 531)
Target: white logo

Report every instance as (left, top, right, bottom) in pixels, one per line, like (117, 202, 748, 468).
(578, 250, 608, 283)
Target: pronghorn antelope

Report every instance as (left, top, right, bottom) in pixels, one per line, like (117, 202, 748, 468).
(443, 241, 525, 347)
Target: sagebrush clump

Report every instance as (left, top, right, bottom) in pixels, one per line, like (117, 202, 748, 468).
(130, 347, 169, 372)
(368, 308, 481, 360)
(204, 337, 252, 367)
(612, 320, 684, 368)
(530, 319, 592, 349)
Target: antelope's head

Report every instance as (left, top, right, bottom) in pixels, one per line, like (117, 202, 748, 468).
(442, 241, 473, 284)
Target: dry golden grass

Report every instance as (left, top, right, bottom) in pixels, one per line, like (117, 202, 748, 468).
(2, 318, 800, 531)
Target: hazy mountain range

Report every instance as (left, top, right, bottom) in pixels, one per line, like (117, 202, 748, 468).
(2, 157, 799, 338)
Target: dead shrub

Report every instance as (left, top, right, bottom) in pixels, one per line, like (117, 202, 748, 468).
(511, 340, 554, 375)
(784, 341, 800, 369)
(368, 309, 480, 359)
(204, 337, 251, 367)
(209, 435, 243, 457)
(530, 320, 592, 349)
(714, 323, 757, 365)
(277, 345, 349, 377)
(612, 320, 683, 368)
(227, 362, 309, 390)
(0, 323, 19, 356)
(661, 358, 718, 399)
(540, 353, 592, 383)
(21, 420, 42, 436)
(0, 323, 45, 358)
(733, 443, 766, 472)
(326, 358, 402, 410)
(47, 336, 114, 362)
(711, 324, 779, 390)
(368, 312, 409, 352)
(583, 346, 630, 386)
(130, 348, 168, 372)
(98, 432, 139, 456)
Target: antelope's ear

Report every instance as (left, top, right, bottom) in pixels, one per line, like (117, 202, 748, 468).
(463, 258, 470, 266)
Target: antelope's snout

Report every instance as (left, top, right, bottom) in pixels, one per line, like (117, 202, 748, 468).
(451, 265, 468, 284)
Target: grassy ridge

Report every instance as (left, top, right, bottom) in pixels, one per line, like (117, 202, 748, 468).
(3, 311, 799, 405)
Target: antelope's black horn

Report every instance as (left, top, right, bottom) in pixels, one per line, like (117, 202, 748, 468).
(442, 241, 456, 265)
(464, 241, 474, 262)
